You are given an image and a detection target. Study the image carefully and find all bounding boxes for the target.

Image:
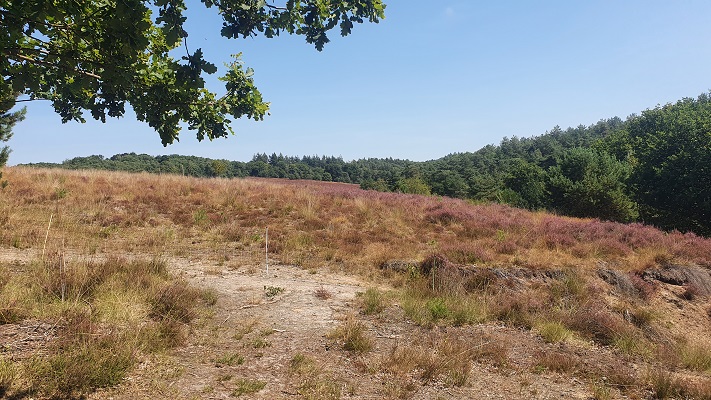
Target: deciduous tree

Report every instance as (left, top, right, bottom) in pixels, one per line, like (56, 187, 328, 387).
(1, 0, 385, 145)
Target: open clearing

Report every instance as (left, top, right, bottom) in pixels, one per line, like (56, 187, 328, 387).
(2, 168, 711, 399)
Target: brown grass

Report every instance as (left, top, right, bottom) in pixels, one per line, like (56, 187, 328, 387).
(0, 253, 209, 398)
(381, 331, 481, 386)
(3, 167, 711, 398)
(327, 315, 374, 354)
(4, 167, 710, 275)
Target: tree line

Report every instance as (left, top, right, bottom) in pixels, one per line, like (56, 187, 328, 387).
(24, 92, 711, 236)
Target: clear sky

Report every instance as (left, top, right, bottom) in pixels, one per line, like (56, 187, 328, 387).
(7, 1, 711, 165)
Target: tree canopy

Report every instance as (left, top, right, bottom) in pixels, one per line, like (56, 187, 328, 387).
(0, 0, 386, 145)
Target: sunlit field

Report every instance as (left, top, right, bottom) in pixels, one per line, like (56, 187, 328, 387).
(2, 167, 711, 399)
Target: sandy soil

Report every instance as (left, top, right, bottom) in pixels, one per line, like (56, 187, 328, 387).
(0, 248, 643, 399)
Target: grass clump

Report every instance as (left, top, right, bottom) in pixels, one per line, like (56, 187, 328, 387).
(25, 334, 135, 398)
(535, 320, 573, 343)
(289, 354, 342, 400)
(148, 280, 200, 323)
(680, 342, 711, 372)
(0, 299, 26, 324)
(0, 357, 16, 397)
(215, 353, 245, 367)
(0, 257, 208, 398)
(427, 297, 449, 320)
(532, 350, 578, 373)
(381, 332, 477, 386)
(232, 378, 266, 396)
(647, 368, 682, 399)
(327, 315, 373, 354)
(400, 285, 486, 327)
(360, 287, 386, 315)
(590, 380, 612, 400)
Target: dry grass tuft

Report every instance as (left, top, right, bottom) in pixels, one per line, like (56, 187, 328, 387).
(0, 255, 208, 398)
(327, 315, 374, 354)
(359, 287, 386, 315)
(381, 332, 478, 386)
(289, 354, 342, 400)
(533, 350, 579, 373)
(314, 286, 332, 300)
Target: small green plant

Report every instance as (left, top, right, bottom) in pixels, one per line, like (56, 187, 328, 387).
(427, 297, 449, 320)
(232, 378, 266, 396)
(360, 287, 385, 315)
(193, 208, 208, 225)
(264, 285, 285, 298)
(53, 187, 68, 200)
(215, 353, 244, 367)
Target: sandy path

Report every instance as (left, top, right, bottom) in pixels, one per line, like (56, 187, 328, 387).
(0, 247, 618, 399)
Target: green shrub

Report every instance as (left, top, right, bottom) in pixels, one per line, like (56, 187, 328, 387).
(360, 287, 385, 315)
(427, 298, 449, 320)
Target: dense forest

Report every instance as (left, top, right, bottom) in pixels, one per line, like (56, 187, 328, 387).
(25, 92, 711, 236)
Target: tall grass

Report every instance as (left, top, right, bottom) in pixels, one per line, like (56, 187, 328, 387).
(0, 256, 210, 398)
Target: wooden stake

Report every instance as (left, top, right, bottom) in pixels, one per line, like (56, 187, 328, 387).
(42, 214, 53, 262)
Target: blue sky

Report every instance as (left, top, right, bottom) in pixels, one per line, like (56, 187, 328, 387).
(7, 1, 711, 165)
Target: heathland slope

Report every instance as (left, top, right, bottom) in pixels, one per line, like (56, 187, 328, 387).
(1, 167, 711, 399)
(25, 92, 711, 236)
